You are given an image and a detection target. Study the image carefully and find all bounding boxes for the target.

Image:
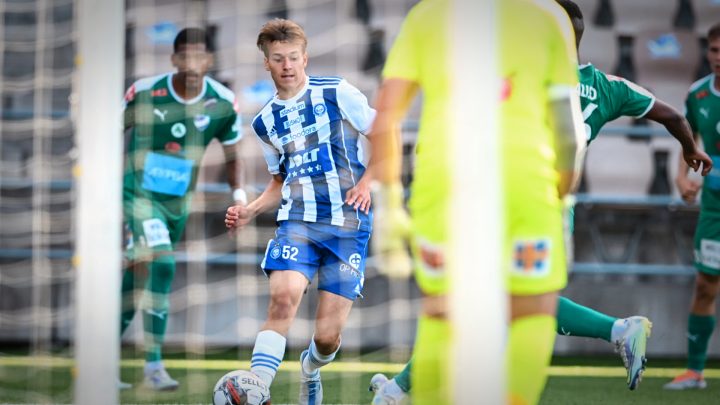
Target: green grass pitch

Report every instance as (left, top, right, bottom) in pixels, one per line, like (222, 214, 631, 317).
(2, 355, 720, 404)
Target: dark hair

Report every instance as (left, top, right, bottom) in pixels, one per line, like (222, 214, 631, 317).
(256, 19, 307, 56)
(556, 0, 585, 48)
(556, 0, 583, 21)
(173, 27, 212, 53)
(709, 23, 720, 41)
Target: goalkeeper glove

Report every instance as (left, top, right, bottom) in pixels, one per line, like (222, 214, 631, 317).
(372, 182, 413, 278)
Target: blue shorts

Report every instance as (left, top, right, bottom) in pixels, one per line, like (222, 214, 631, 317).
(261, 220, 370, 300)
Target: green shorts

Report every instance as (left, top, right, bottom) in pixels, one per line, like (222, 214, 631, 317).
(123, 195, 188, 261)
(694, 213, 720, 276)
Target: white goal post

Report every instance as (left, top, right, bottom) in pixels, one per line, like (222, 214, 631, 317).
(450, 1, 505, 404)
(73, 0, 125, 404)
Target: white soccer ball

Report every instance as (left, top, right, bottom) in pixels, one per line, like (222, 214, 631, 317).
(212, 370, 271, 405)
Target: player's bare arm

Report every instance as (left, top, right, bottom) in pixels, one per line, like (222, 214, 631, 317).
(369, 78, 419, 185)
(225, 174, 283, 229)
(675, 134, 703, 204)
(548, 88, 586, 197)
(645, 100, 712, 176)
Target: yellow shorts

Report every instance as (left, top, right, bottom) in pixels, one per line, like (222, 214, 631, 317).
(505, 201, 567, 296)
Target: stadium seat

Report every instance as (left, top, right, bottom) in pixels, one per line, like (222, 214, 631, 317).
(613, 0, 677, 34)
(692, 0, 720, 35)
(633, 29, 700, 111)
(584, 135, 654, 196)
(579, 28, 618, 73)
(674, 0, 696, 30)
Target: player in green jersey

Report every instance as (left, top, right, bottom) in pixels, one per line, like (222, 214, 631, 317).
(665, 23, 720, 390)
(119, 28, 245, 390)
(554, 0, 711, 391)
(370, 1, 585, 404)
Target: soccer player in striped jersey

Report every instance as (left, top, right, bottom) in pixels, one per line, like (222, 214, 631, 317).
(225, 19, 375, 405)
(665, 23, 720, 391)
(369, 1, 585, 404)
(120, 27, 245, 390)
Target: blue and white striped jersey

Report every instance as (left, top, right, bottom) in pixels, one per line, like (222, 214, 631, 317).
(252, 76, 376, 231)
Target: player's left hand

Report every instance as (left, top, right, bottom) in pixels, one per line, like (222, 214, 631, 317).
(345, 178, 372, 214)
(683, 148, 713, 176)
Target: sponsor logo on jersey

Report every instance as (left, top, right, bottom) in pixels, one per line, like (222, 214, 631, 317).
(578, 83, 597, 101)
(279, 101, 306, 118)
(283, 115, 306, 129)
(700, 108, 709, 118)
(512, 239, 551, 276)
(285, 144, 333, 180)
(194, 114, 211, 131)
(171, 122, 187, 138)
(153, 108, 168, 121)
(151, 88, 168, 97)
(279, 124, 317, 145)
(164, 142, 182, 154)
(313, 103, 327, 116)
(697, 90, 709, 100)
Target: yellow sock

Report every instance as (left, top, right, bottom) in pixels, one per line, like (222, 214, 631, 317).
(506, 315, 556, 405)
(412, 315, 451, 405)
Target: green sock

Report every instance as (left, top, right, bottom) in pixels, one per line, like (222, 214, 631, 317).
(394, 357, 412, 393)
(687, 314, 715, 372)
(141, 255, 176, 363)
(556, 296, 617, 342)
(507, 315, 556, 405)
(412, 316, 450, 405)
(120, 266, 138, 336)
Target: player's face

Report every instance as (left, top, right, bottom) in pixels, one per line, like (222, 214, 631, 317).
(264, 40, 308, 98)
(708, 37, 720, 76)
(171, 43, 213, 90)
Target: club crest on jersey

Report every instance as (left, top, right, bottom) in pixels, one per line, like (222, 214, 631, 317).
(512, 239, 551, 277)
(697, 90, 709, 100)
(313, 103, 326, 116)
(194, 114, 211, 131)
(151, 88, 168, 97)
(171, 123, 187, 138)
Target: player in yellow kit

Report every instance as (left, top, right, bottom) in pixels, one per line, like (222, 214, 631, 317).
(369, 0, 585, 404)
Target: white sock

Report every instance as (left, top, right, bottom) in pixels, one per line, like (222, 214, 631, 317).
(144, 360, 163, 375)
(302, 337, 339, 375)
(610, 318, 627, 343)
(250, 329, 287, 387)
(384, 379, 406, 398)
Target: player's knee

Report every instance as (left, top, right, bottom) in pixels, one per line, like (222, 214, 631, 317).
(695, 273, 720, 304)
(150, 254, 176, 281)
(267, 294, 298, 322)
(313, 333, 341, 354)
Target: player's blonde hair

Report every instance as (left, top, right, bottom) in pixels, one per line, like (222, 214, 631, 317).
(256, 18, 308, 56)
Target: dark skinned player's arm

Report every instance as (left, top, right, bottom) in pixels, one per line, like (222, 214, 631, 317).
(644, 99, 712, 176)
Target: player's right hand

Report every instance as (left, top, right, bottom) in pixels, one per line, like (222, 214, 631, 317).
(372, 183, 413, 279)
(225, 204, 252, 230)
(676, 176, 701, 204)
